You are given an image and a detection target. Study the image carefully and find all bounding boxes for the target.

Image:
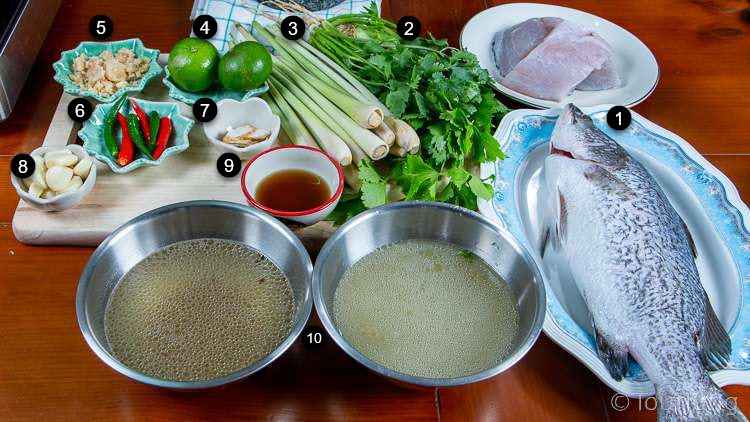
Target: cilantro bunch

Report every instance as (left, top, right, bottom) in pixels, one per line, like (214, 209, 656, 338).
(312, 4, 508, 224)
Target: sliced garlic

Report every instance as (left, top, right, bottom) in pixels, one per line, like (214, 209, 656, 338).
(73, 157, 93, 179)
(45, 149, 79, 168)
(60, 176, 83, 193)
(46, 166, 73, 192)
(41, 190, 56, 199)
(222, 124, 271, 147)
(28, 182, 45, 198)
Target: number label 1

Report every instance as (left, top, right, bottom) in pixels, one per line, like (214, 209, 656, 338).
(301, 326, 326, 348)
(606, 106, 632, 130)
(217, 153, 241, 178)
(397, 16, 421, 41)
(280, 16, 305, 40)
(11, 153, 36, 179)
(192, 15, 218, 39)
(89, 15, 113, 39)
(67, 98, 93, 123)
(193, 98, 217, 123)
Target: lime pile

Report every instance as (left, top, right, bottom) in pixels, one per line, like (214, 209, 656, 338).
(167, 38, 272, 93)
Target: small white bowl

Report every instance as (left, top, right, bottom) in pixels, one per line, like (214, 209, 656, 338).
(203, 98, 281, 160)
(11, 144, 97, 212)
(241, 145, 344, 225)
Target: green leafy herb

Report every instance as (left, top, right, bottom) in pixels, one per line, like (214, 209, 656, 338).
(311, 2, 508, 222)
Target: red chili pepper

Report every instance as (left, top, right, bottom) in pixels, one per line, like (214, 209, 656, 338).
(152, 116, 172, 159)
(129, 98, 151, 143)
(116, 113, 134, 166)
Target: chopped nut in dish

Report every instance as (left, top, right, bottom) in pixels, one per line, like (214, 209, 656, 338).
(69, 48, 151, 97)
(222, 125, 271, 147)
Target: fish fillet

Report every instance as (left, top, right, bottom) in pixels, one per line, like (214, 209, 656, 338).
(576, 34, 622, 91)
(492, 17, 562, 77)
(501, 21, 614, 101)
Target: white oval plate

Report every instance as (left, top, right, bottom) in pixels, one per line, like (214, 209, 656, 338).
(479, 105, 750, 397)
(460, 3, 659, 109)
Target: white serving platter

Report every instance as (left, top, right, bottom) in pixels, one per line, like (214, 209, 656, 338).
(460, 3, 659, 109)
(479, 105, 750, 397)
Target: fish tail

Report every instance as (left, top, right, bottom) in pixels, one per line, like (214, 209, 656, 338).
(657, 379, 746, 421)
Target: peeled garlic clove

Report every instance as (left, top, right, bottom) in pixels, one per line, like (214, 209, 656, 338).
(41, 190, 56, 199)
(45, 149, 78, 168)
(46, 166, 73, 192)
(73, 157, 93, 179)
(28, 182, 45, 198)
(60, 176, 83, 193)
(23, 155, 47, 189)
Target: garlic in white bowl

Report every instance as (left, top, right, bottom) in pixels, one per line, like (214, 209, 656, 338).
(12, 144, 96, 212)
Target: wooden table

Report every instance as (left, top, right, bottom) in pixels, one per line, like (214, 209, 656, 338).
(1, 1, 749, 420)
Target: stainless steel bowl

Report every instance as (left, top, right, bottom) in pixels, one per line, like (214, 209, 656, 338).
(76, 201, 313, 389)
(313, 201, 546, 387)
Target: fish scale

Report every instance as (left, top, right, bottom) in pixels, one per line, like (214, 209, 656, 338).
(541, 104, 745, 421)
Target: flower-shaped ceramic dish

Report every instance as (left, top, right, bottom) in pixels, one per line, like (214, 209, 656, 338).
(478, 105, 750, 397)
(203, 98, 281, 160)
(53, 39, 162, 103)
(162, 66, 268, 105)
(11, 144, 97, 212)
(78, 98, 194, 174)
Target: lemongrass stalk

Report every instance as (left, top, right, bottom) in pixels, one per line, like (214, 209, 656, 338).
(372, 123, 395, 147)
(274, 60, 382, 129)
(261, 23, 364, 97)
(271, 72, 367, 163)
(277, 127, 292, 145)
(268, 80, 351, 166)
(273, 69, 387, 160)
(264, 93, 317, 148)
(385, 116, 420, 151)
(390, 144, 407, 157)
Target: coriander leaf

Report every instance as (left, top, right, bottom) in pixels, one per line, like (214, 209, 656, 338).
(446, 166, 471, 187)
(468, 175, 494, 201)
(359, 160, 388, 208)
(398, 155, 440, 200)
(385, 83, 410, 117)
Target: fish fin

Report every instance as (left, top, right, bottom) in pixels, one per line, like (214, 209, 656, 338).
(680, 218, 698, 259)
(657, 379, 746, 421)
(594, 326, 629, 381)
(584, 166, 636, 201)
(699, 300, 732, 371)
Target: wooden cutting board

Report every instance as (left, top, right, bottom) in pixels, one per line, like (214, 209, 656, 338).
(12, 77, 335, 247)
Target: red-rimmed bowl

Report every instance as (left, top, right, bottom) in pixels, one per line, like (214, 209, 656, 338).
(241, 145, 344, 225)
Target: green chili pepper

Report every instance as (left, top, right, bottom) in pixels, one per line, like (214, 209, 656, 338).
(102, 94, 128, 158)
(148, 111, 160, 151)
(127, 114, 154, 160)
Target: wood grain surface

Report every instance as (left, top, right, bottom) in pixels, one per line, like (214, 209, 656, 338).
(1, 0, 749, 420)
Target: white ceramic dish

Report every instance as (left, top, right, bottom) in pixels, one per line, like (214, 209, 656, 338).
(460, 3, 659, 108)
(241, 145, 344, 225)
(203, 98, 281, 160)
(11, 144, 97, 212)
(479, 105, 750, 397)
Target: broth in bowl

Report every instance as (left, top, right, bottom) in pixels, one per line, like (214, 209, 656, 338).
(104, 238, 295, 382)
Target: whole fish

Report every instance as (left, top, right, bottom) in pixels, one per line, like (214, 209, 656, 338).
(540, 104, 745, 421)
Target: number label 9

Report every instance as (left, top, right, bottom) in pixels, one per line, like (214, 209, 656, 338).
(217, 153, 241, 178)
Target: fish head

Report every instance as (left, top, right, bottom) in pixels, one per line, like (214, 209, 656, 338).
(550, 104, 630, 172)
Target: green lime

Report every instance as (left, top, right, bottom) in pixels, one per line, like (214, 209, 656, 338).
(218, 41, 272, 91)
(167, 38, 219, 93)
